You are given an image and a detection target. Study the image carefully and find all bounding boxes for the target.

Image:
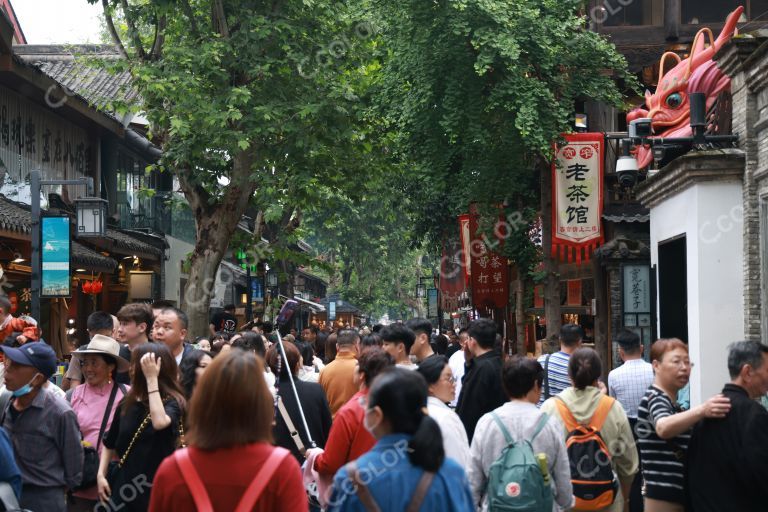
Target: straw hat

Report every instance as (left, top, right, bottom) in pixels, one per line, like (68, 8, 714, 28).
(73, 334, 130, 373)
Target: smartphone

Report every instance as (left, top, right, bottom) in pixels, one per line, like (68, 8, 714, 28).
(275, 299, 299, 327)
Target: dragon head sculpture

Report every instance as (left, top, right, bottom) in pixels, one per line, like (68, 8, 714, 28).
(626, 6, 743, 169)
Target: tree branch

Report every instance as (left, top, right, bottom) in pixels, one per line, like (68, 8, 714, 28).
(120, 0, 147, 60)
(149, 15, 166, 61)
(179, 0, 200, 38)
(101, 0, 129, 59)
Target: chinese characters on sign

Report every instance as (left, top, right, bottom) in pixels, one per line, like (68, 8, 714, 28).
(552, 133, 604, 263)
(468, 210, 510, 311)
(623, 265, 650, 313)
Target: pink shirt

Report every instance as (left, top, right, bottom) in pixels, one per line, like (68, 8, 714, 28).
(71, 381, 129, 500)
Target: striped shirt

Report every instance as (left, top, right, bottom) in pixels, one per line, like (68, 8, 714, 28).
(608, 359, 654, 418)
(537, 351, 571, 407)
(636, 385, 690, 504)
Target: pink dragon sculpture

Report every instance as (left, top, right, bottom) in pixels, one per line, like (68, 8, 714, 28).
(627, 6, 743, 169)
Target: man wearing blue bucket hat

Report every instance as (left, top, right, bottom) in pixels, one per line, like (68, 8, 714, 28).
(0, 342, 83, 512)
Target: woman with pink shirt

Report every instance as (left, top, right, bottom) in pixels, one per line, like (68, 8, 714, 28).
(67, 334, 130, 512)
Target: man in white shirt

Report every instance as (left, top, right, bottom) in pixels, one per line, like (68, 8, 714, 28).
(448, 329, 469, 407)
(608, 328, 653, 512)
(381, 324, 418, 370)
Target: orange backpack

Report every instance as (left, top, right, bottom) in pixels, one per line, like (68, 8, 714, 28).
(554, 395, 619, 510)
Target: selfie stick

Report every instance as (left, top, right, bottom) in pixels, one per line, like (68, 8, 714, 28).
(275, 299, 316, 448)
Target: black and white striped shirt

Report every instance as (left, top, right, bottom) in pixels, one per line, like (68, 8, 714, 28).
(636, 385, 690, 504)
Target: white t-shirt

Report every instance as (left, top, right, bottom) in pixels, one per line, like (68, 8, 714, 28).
(427, 396, 470, 466)
(448, 350, 466, 407)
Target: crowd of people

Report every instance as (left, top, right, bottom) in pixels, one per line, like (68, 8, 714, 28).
(0, 294, 767, 511)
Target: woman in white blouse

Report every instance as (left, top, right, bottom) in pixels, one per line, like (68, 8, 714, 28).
(416, 355, 470, 466)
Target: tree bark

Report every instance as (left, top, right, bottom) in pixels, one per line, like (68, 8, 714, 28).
(540, 157, 562, 338)
(515, 276, 526, 355)
(180, 149, 257, 338)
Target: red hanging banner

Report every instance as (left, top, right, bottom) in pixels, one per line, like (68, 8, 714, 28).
(468, 209, 510, 312)
(567, 279, 582, 306)
(439, 238, 467, 312)
(552, 133, 604, 263)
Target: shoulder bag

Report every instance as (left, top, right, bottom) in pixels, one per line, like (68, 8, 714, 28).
(75, 383, 126, 490)
(174, 446, 291, 512)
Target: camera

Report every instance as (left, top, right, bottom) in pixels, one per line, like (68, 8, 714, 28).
(629, 118, 653, 139)
(616, 155, 639, 188)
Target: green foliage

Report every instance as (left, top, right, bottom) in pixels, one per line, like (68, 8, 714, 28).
(366, 0, 637, 275)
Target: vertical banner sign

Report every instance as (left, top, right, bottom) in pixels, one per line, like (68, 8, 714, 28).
(41, 216, 71, 297)
(457, 214, 472, 286)
(329, 301, 336, 321)
(552, 133, 604, 263)
(439, 238, 467, 312)
(427, 288, 439, 318)
(252, 278, 264, 303)
(567, 279, 582, 306)
(469, 211, 510, 312)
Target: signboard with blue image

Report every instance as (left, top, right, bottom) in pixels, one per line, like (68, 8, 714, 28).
(41, 216, 71, 297)
(252, 278, 264, 302)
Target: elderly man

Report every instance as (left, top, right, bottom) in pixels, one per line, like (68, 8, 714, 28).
(1, 342, 83, 512)
(686, 341, 768, 511)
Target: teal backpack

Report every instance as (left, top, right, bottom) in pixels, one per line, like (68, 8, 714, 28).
(486, 413, 554, 511)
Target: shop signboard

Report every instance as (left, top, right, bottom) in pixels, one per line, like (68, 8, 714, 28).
(41, 216, 71, 297)
(427, 288, 439, 318)
(329, 301, 336, 321)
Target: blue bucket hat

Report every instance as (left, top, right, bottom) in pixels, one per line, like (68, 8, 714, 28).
(0, 342, 57, 378)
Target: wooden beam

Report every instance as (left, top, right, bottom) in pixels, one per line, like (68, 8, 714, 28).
(665, 0, 681, 41)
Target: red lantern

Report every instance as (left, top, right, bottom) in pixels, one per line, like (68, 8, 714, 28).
(82, 281, 93, 294)
(92, 281, 103, 294)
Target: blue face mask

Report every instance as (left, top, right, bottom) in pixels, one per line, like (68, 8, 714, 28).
(12, 374, 40, 398)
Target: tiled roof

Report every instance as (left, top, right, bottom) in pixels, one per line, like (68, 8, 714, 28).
(104, 229, 164, 258)
(602, 203, 650, 223)
(0, 195, 116, 271)
(14, 45, 138, 112)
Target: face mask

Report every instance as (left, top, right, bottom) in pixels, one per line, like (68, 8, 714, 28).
(12, 374, 40, 398)
(363, 407, 379, 435)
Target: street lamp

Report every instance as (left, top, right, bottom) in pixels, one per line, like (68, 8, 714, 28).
(30, 170, 102, 323)
(74, 197, 108, 237)
(266, 268, 279, 288)
(416, 282, 426, 298)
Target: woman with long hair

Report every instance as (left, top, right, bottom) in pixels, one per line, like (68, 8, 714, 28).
(328, 368, 473, 511)
(149, 351, 307, 511)
(68, 335, 130, 512)
(96, 343, 186, 511)
(178, 350, 213, 399)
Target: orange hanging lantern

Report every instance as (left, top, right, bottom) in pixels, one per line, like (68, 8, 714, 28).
(82, 281, 92, 294)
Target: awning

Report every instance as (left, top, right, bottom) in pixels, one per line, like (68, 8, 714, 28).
(279, 294, 325, 313)
(220, 260, 248, 287)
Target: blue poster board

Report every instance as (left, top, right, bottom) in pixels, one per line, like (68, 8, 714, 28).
(252, 278, 264, 302)
(329, 301, 336, 321)
(41, 216, 71, 298)
(427, 288, 439, 318)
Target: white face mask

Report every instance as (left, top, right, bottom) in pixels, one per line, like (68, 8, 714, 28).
(363, 406, 380, 435)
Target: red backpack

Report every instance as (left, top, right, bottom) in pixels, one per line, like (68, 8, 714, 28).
(554, 395, 619, 510)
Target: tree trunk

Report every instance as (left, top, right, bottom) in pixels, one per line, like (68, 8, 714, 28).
(180, 149, 257, 338)
(540, 157, 562, 339)
(515, 277, 526, 355)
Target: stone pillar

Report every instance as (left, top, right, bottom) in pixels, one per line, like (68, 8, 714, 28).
(636, 150, 746, 406)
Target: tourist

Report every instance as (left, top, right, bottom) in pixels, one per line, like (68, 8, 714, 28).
(63, 311, 119, 390)
(686, 341, 768, 511)
(406, 318, 435, 362)
(209, 304, 237, 336)
(97, 343, 185, 511)
(468, 356, 572, 511)
(456, 318, 506, 442)
(637, 339, 730, 512)
(68, 335, 130, 512)
(324, 331, 338, 364)
(0, 295, 38, 344)
(312, 348, 394, 482)
(0, 342, 83, 512)
(537, 324, 583, 406)
(149, 350, 307, 511)
(179, 350, 213, 399)
(328, 368, 474, 511)
(152, 307, 195, 365)
(319, 329, 360, 416)
(448, 329, 469, 407)
(542, 348, 637, 511)
(267, 342, 332, 463)
(607, 329, 653, 512)
(416, 355, 470, 466)
(380, 324, 418, 370)
(195, 337, 211, 351)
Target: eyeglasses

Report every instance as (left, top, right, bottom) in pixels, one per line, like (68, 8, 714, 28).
(665, 359, 695, 369)
(443, 374, 458, 384)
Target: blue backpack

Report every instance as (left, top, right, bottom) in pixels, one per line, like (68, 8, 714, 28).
(486, 413, 553, 511)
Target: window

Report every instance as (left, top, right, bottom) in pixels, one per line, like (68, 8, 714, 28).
(682, 0, 759, 24)
(603, 0, 664, 27)
(115, 151, 151, 229)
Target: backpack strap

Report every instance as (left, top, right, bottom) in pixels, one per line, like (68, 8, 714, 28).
(345, 461, 382, 512)
(543, 354, 552, 400)
(530, 413, 550, 443)
(587, 395, 615, 431)
(406, 471, 434, 512)
(235, 447, 291, 512)
(490, 413, 513, 445)
(553, 398, 580, 432)
(174, 448, 214, 512)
